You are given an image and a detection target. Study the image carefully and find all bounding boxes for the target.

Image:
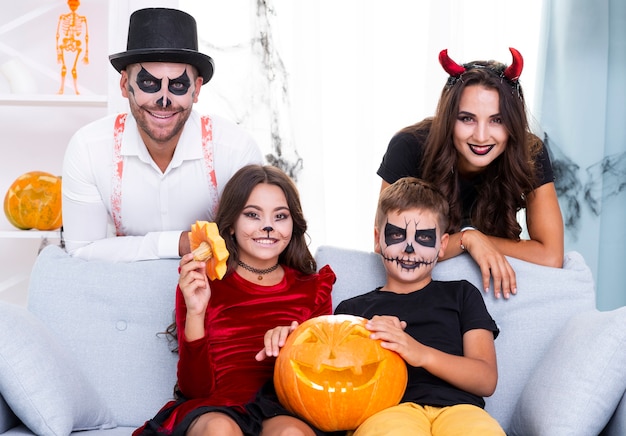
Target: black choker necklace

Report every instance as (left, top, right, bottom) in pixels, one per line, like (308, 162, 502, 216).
(237, 260, 279, 280)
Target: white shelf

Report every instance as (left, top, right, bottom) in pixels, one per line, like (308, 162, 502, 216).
(0, 230, 62, 239)
(0, 94, 107, 107)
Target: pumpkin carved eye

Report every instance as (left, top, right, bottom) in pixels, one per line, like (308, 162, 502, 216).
(274, 315, 407, 431)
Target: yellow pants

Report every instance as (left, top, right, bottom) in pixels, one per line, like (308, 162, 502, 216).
(352, 402, 505, 436)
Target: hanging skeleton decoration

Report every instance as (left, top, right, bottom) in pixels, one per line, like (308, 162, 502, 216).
(56, 0, 89, 94)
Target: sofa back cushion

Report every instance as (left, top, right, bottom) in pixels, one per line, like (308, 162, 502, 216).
(314, 246, 596, 432)
(28, 245, 180, 429)
(25, 244, 597, 433)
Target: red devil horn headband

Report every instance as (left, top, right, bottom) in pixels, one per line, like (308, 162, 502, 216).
(438, 47, 524, 82)
(438, 49, 466, 76)
(503, 47, 523, 81)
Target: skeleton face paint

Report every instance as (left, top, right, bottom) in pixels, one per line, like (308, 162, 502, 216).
(384, 223, 437, 249)
(136, 67, 192, 96)
(129, 65, 194, 109)
(122, 62, 201, 145)
(378, 209, 441, 275)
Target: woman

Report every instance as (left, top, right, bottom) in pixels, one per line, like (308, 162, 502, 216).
(377, 48, 563, 299)
(134, 164, 335, 436)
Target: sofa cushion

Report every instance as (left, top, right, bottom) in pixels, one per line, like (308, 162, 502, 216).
(0, 301, 115, 436)
(27, 245, 180, 429)
(0, 393, 19, 433)
(315, 246, 596, 432)
(602, 391, 626, 436)
(510, 307, 626, 436)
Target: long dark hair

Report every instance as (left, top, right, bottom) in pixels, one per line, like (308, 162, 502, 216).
(403, 62, 541, 239)
(163, 165, 315, 354)
(216, 164, 316, 275)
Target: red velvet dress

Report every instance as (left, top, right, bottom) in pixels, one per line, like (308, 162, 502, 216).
(134, 264, 335, 435)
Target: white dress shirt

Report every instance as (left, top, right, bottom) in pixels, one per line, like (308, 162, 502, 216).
(62, 111, 263, 261)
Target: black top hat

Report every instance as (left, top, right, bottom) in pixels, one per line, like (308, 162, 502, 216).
(109, 8, 214, 85)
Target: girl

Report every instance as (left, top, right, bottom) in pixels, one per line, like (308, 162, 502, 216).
(134, 164, 335, 436)
(377, 48, 564, 299)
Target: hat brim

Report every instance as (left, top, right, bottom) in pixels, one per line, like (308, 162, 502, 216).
(109, 49, 214, 85)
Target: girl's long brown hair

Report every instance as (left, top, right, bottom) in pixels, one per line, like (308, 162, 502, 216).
(216, 164, 316, 275)
(164, 165, 315, 353)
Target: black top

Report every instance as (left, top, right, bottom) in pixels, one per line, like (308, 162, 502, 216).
(377, 130, 555, 227)
(335, 280, 499, 409)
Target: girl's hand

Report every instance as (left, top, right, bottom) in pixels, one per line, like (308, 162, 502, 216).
(255, 321, 299, 361)
(179, 253, 211, 317)
(461, 230, 517, 299)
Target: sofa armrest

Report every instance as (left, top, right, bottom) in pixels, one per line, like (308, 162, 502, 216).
(0, 301, 115, 435)
(510, 307, 626, 436)
(602, 390, 626, 436)
(27, 245, 180, 429)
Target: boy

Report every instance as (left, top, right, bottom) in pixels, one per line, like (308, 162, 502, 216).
(334, 177, 504, 435)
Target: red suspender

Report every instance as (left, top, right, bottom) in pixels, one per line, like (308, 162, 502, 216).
(111, 114, 218, 236)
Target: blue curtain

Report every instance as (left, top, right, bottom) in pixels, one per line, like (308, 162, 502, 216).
(539, 0, 626, 310)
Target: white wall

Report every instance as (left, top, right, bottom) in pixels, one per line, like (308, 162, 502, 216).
(0, 1, 110, 305)
(182, 0, 543, 254)
(1, 0, 543, 304)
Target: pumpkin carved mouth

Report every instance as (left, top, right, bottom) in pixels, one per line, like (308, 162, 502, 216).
(284, 316, 395, 392)
(289, 360, 387, 392)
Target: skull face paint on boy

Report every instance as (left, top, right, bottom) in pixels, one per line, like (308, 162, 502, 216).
(120, 62, 203, 145)
(376, 208, 445, 280)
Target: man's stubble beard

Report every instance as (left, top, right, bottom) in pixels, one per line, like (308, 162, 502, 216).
(129, 102, 192, 145)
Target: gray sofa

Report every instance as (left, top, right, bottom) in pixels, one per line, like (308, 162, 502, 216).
(1, 244, 625, 435)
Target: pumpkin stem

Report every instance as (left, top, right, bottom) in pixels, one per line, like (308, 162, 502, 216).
(192, 241, 213, 261)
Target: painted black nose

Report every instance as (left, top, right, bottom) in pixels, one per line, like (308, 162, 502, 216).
(404, 243, 415, 253)
(156, 96, 172, 107)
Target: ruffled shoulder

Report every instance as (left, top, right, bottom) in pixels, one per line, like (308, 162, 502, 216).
(314, 264, 336, 310)
(317, 264, 336, 288)
(280, 265, 335, 317)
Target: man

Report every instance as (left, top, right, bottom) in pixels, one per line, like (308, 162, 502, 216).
(62, 8, 263, 261)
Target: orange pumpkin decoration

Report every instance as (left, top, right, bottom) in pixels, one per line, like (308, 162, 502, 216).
(3, 171, 63, 231)
(274, 314, 407, 431)
(188, 220, 229, 280)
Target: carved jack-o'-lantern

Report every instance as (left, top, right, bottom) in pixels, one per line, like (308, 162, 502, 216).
(3, 171, 63, 231)
(274, 314, 407, 431)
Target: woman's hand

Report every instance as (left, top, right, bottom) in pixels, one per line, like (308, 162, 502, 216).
(179, 253, 211, 317)
(461, 230, 517, 299)
(255, 320, 299, 361)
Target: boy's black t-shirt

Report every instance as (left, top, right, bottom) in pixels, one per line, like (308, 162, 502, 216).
(334, 279, 499, 409)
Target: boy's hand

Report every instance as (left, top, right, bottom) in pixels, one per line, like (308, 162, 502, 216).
(366, 315, 420, 363)
(255, 321, 299, 361)
(367, 315, 407, 331)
